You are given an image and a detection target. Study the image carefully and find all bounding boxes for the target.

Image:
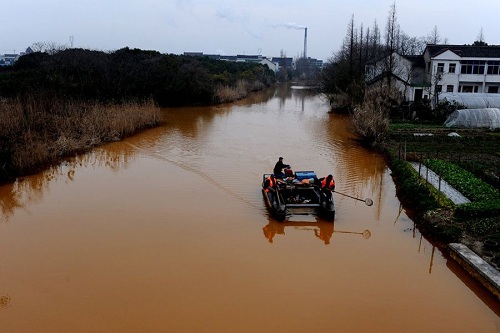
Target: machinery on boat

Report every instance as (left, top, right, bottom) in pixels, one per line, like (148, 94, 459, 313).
(262, 171, 335, 221)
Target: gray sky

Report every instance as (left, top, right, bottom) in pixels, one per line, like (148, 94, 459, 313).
(2, 0, 499, 61)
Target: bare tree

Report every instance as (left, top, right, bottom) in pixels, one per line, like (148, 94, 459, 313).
(358, 23, 364, 74)
(430, 66, 444, 108)
(384, 2, 400, 87)
(369, 20, 383, 61)
(473, 28, 488, 46)
(399, 33, 426, 55)
(385, 2, 400, 51)
(30, 41, 66, 55)
(477, 27, 485, 43)
(426, 26, 442, 44)
(346, 15, 356, 77)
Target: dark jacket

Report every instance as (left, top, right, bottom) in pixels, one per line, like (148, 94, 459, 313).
(273, 161, 290, 175)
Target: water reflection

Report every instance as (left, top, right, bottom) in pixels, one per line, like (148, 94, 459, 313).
(302, 110, 389, 219)
(160, 106, 225, 138)
(446, 257, 500, 317)
(263, 218, 371, 245)
(240, 85, 278, 106)
(0, 144, 139, 222)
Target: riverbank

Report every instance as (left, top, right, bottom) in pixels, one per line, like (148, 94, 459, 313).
(0, 81, 277, 184)
(0, 97, 160, 184)
(381, 123, 500, 271)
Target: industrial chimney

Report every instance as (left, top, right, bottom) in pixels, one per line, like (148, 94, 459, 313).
(303, 27, 307, 59)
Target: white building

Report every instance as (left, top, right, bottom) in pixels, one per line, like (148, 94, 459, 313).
(366, 44, 500, 107)
(0, 53, 20, 66)
(365, 52, 426, 102)
(424, 44, 500, 98)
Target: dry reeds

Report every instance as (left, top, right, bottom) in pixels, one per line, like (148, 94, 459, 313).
(215, 80, 250, 103)
(351, 85, 401, 147)
(0, 96, 160, 181)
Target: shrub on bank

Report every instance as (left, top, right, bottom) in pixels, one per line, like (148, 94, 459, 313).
(350, 86, 395, 147)
(455, 200, 500, 218)
(386, 151, 462, 243)
(215, 80, 249, 103)
(388, 157, 441, 212)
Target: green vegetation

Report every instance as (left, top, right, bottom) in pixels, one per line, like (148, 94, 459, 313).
(388, 157, 441, 212)
(424, 159, 500, 202)
(424, 159, 500, 219)
(0, 47, 276, 107)
(384, 125, 500, 268)
(389, 122, 443, 131)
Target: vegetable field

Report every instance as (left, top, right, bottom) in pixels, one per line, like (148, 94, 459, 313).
(386, 123, 500, 268)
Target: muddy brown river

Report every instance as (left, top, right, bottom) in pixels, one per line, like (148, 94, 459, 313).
(0, 84, 499, 332)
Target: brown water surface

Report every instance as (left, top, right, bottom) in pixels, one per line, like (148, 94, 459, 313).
(0, 84, 499, 332)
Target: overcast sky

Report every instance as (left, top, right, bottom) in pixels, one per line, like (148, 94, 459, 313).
(2, 0, 499, 61)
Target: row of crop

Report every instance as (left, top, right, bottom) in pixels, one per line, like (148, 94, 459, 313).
(388, 158, 442, 212)
(425, 159, 500, 218)
(425, 159, 499, 201)
(386, 154, 464, 242)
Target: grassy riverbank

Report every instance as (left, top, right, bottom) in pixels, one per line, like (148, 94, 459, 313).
(0, 96, 160, 183)
(383, 122, 500, 268)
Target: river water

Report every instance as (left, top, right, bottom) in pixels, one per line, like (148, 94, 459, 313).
(0, 84, 498, 332)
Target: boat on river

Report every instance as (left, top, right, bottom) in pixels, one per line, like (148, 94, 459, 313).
(262, 171, 335, 221)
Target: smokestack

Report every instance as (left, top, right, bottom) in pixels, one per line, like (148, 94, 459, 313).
(303, 27, 307, 59)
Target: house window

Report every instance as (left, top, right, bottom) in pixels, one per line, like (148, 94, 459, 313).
(448, 63, 456, 73)
(437, 63, 444, 73)
(461, 85, 474, 93)
(487, 61, 500, 75)
(436, 85, 442, 92)
(488, 86, 499, 93)
(446, 85, 454, 92)
(460, 60, 486, 74)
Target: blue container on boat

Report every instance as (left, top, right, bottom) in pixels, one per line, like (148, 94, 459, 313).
(295, 171, 317, 181)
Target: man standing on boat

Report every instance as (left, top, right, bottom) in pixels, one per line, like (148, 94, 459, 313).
(273, 157, 290, 179)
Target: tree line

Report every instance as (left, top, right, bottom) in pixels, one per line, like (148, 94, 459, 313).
(0, 47, 276, 106)
(316, 2, 491, 145)
(318, 3, 449, 111)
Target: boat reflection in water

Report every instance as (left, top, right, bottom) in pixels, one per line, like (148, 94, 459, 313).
(262, 218, 371, 245)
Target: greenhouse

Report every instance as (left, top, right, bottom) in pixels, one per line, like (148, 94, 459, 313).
(444, 108, 500, 129)
(439, 93, 500, 109)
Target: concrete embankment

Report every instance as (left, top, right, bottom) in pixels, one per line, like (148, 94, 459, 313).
(449, 243, 500, 300)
